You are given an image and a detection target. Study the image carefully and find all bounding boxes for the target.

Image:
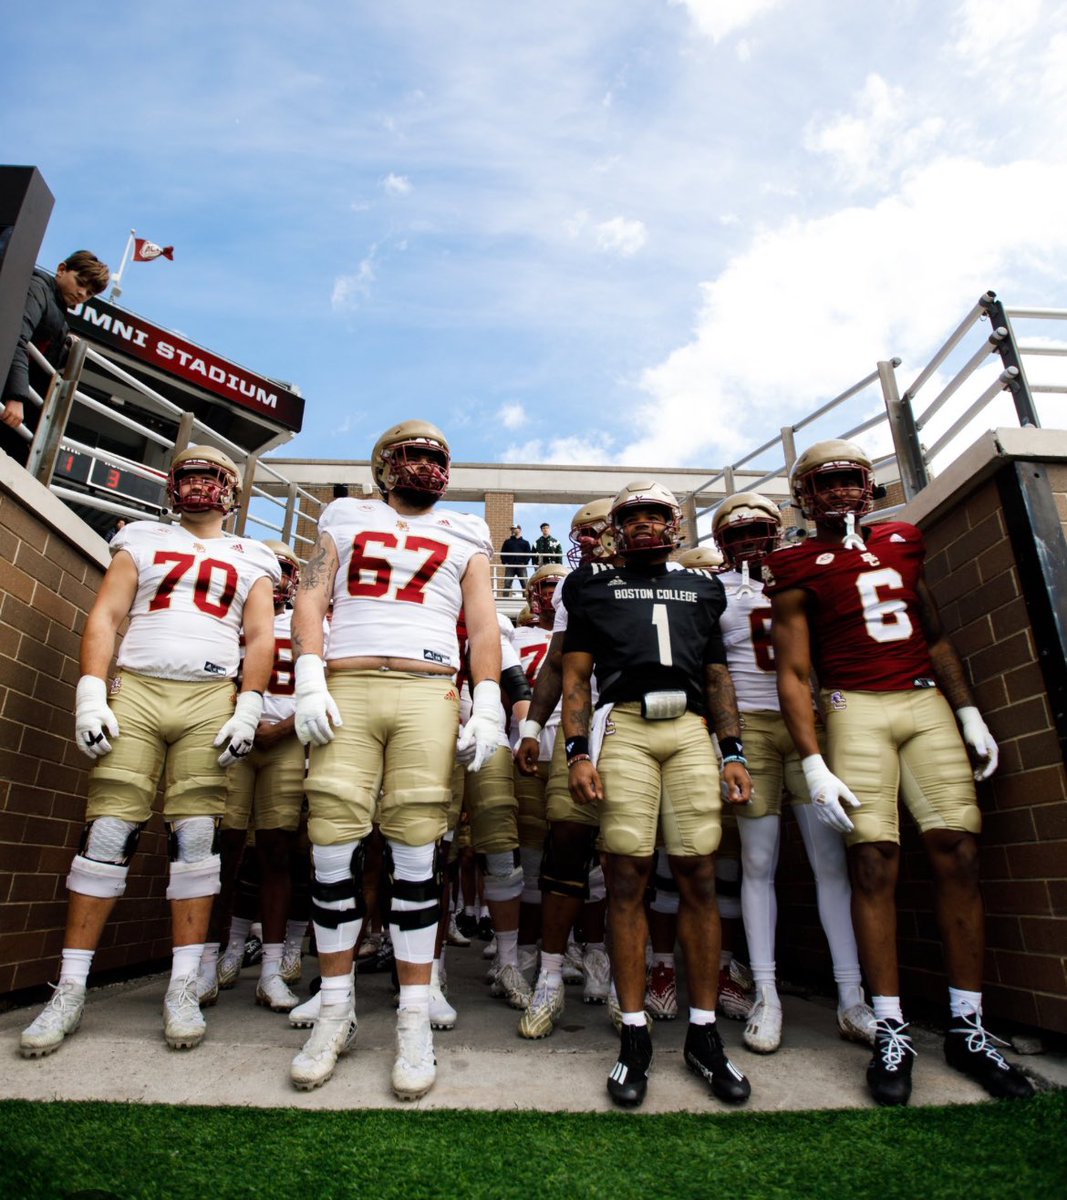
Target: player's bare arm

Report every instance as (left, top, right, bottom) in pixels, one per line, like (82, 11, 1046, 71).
(770, 586, 821, 759)
(562, 650, 602, 804)
(917, 578, 976, 711)
(239, 576, 276, 695)
(705, 662, 752, 804)
(461, 554, 502, 686)
(80, 550, 140, 677)
(292, 534, 337, 660)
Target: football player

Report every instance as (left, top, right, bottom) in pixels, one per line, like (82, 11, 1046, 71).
(767, 439, 1033, 1105)
(711, 492, 874, 1054)
(289, 419, 501, 1099)
(20, 446, 278, 1057)
(562, 480, 752, 1109)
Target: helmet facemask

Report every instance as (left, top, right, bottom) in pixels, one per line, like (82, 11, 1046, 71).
(379, 438, 450, 500)
(798, 462, 874, 525)
(612, 502, 680, 558)
(567, 520, 614, 567)
(274, 559, 299, 608)
(167, 459, 239, 514)
(718, 519, 780, 569)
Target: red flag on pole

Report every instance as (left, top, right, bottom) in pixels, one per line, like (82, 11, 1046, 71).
(132, 238, 174, 262)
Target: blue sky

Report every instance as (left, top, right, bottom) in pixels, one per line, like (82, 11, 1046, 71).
(5, 1, 1067, 536)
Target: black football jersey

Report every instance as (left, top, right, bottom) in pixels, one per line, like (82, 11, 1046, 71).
(561, 561, 727, 713)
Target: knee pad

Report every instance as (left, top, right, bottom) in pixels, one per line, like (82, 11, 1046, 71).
(520, 847, 543, 905)
(482, 849, 523, 902)
(311, 840, 366, 954)
(716, 853, 742, 920)
(80, 817, 144, 865)
(651, 848, 679, 914)
(67, 855, 129, 898)
(539, 826, 596, 900)
(165, 817, 221, 900)
(587, 863, 606, 904)
(387, 840, 442, 965)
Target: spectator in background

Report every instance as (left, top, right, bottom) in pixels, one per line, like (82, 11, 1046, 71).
(501, 525, 533, 593)
(106, 518, 127, 543)
(533, 522, 563, 566)
(1, 252, 110, 466)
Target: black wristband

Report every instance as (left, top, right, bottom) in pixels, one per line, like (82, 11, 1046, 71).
(565, 736, 589, 760)
(719, 736, 744, 761)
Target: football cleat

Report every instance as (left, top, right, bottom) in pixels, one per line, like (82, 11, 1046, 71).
(357, 934, 395, 975)
(867, 1018, 916, 1106)
(838, 1001, 877, 1047)
(19, 981, 85, 1058)
(429, 981, 457, 1031)
(196, 973, 219, 1008)
(288, 990, 321, 1029)
(685, 1022, 751, 1104)
(607, 988, 623, 1032)
(216, 947, 243, 990)
(290, 1001, 358, 1091)
(518, 975, 565, 1039)
(490, 963, 533, 1010)
(446, 913, 471, 947)
(280, 942, 303, 985)
(393, 1008, 437, 1100)
(355, 931, 382, 961)
(255, 974, 300, 1012)
(518, 944, 540, 986)
(717, 965, 753, 1021)
(562, 941, 585, 985)
(476, 915, 494, 942)
(242, 935, 263, 968)
(645, 962, 679, 1021)
(482, 935, 498, 961)
(582, 945, 611, 1005)
(607, 1023, 654, 1108)
(455, 911, 478, 939)
(743, 987, 783, 1053)
(943, 1012, 1034, 1100)
(163, 976, 206, 1049)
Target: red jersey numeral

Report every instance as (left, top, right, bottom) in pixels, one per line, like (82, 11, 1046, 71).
(519, 640, 548, 683)
(271, 636, 295, 695)
(749, 610, 775, 672)
(148, 550, 239, 619)
(346, 532, 450, 604)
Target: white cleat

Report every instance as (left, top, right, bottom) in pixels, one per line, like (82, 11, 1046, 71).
(280, 943, 303, 985)
(392, 1007, 437, 1100)
(482, 935, 498, 961)
(216, 947, 243, 989)
(518, 974, 565, 1039)
(838, 1001, 877, 1047)
(429, 982, 457, 1031)
(562, 940, 585, 984)
(256, 974, 300, 1012)
(491, 963, 533, 1010)
(20, 981, 85, 1058)
(743, 987, 783, 1054)
(518, 944, 540, 985)
(582, 945, 611, 1004)
(446, 914, 471, 947)
(290, 1001, 357, 1090)
(164, 975, 207, 1049)
(288, 989, 321, 1029)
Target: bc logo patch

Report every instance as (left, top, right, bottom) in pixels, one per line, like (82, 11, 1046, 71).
(816, 553, 835, 566)
(828, 690, 847, 711)
(109, 675, 122, 695)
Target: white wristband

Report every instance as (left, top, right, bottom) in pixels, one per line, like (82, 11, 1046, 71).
(519, 719, 543, 742)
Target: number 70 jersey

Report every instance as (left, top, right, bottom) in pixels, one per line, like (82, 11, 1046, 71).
(321, 497, 494, 670)
(761, 521, 935, 691)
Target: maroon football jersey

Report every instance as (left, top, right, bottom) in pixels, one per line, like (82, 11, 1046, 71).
(762, 522, 935, 691)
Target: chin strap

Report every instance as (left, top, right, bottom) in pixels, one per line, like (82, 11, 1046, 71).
(842, 513, 866, 551)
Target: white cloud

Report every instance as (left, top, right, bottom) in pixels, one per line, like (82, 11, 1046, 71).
(952, 0, 1042, 63)
(331, 248, 378, 309)
(498, 402, 528, 430)
(672, 0, 787, 43)
(595, 216, 648, 256)
(382, 172, 413, 196)
(504, 434, 616, 465)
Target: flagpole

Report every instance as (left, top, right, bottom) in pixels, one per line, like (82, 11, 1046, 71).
(108, 229, 136, 304)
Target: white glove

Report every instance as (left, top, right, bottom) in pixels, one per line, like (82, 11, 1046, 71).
(214, 691, 264, 767)
(294, 655, 343, 746)
(75, 675, 120, 759)
(956, 706, 999, 781)
(456, 680, 501, 773)
(801, 754, 860, 834)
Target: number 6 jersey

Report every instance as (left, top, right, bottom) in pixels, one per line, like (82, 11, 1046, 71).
(761, 521, 934, 691)
(111, 521, 280, 681)
(320, 497, 493, 670)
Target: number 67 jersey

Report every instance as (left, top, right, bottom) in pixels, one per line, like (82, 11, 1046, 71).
(321, 497, 494, 670)
(112, 521, 280, 681)
(761, 521, 935, 691)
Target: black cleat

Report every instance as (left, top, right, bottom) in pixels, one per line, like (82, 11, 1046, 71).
(456, 912, 478, 940)
(944, 1013, 1034, 1100)
(242, 935, 263, 968)
(684, 1022, 751, 1104)
(357, 934, 396, 976)
(867, 1018, 916, 1106)
(607, 1023, 653, 1108)
(476, 916, 494, 942)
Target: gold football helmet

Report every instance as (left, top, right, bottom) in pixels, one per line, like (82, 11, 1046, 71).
(167, 445, 241, 514)
(371, 419, 450, 499)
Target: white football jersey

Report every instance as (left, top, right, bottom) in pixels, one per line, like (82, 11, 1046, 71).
(321, 498, 492, 669)
(112, 521, 278, 682)
(719, 569, 779, 712)
(512, 624, 559, 758)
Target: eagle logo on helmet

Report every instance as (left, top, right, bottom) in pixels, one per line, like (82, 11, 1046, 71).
(611, 480, 682, 557)
(525, 562, 568, 618)
(675, 544, 726, 572)
(167, 445, 241, 515)
(711, 491, 782, 569)
(263, 539, 300, 607)
(790, 440, 876, 524)
(568, 497, 615, 567)
(371, 419, 451, 500)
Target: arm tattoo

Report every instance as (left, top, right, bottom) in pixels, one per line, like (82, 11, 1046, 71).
(705, 663, 742, 741)
(301, 536, 333, 592)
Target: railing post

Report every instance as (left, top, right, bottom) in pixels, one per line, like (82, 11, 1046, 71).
(233, 450, 260, 536)
(980, 293, 1041, 427)
(781, 426, 797, 472)
(28, 335, 86, 487)
(281, 480, 298, 544)
(878, 357, 928, 500)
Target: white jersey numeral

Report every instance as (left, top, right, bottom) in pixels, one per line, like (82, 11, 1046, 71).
(856, 568, 913, 643)
(651, 603, 673, 666)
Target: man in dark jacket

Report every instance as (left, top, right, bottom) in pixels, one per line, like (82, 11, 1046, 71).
(1, 252, 109, 466)
(533, 522, 563, 566)
(501, 525, 533, 592)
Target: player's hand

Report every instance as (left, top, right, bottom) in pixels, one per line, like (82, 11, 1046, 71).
(956, 706, 999, 781)
(456, 680, 501, 772)
(722, 761, 752, 805)
(801, 754, 860, 834)
(568, 759, 603, 805)
(515, 719, 543, 775)
(294, 655, 343, 746)
(74, 675, 119, 758)
(215, 691, 264, 766)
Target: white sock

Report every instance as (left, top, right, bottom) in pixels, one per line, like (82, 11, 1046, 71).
(171, 943, 203, 982)
(260, 942, 283, 980)
(59, 948, 94, 987)
(199, 943, 220, 983)
(621, 1010, 648, 1027)
(398, 983, 431, 1014)
(496, 928, 519, 968)
(226, 916, 252, 954)
(838, 984, 866, 1010)
(284, 920, 307, 948)
(320, 974, 354, 1009)
(949, 987, 982, 1019)
(651, 952, 674, 968)
(690, 1007, 717, 1025)
(540, 951, 564, 987)
(872, 995, 904, 1023)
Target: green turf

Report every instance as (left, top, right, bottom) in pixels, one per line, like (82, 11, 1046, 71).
(1, 1093, 1064, 1200)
